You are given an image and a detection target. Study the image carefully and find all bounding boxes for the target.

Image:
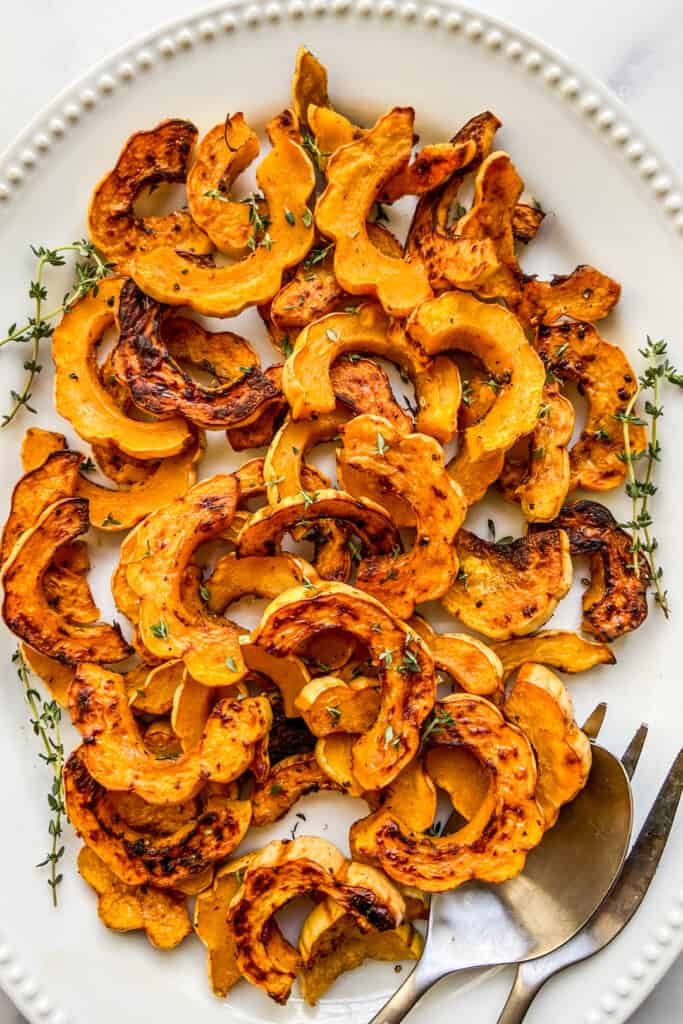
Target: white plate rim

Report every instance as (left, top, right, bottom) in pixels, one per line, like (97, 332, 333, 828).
(0, 3, 681, 1023)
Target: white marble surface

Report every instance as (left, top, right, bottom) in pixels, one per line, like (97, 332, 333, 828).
(0, 0, 681, 1021)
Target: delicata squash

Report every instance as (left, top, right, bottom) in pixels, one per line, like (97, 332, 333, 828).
(0, 450, 82, 565)
(491, 629, 616, 678)
(2, 499, 130, 664)
(315, 107, 432, 316)
(131, 111, 315, 317)
(251, 582, 435, 790)
(338, 414, 466, 618)
(251, 751, 345, 826)
(65, 748, 252, 887)
(226, 837, 405, 1003)
(282, 303, 460, 443)
(52, 277, 192, 459)
(441, 528, 572, 640)
(408, 616, 504, 699)
(124, 475, 246, 686)
(407, 290, 545, 458)
(88, 118, 212, 274)
(350, 694, 544, 891)
(69, 663, 272, 804)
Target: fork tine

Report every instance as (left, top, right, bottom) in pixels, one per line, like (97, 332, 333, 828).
(621, 724, 648, 780)
(582, 702, 607, 740)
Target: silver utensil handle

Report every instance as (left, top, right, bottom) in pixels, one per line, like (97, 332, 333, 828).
(367, 958, 448, 1024)
(495, 966, 545, 1024)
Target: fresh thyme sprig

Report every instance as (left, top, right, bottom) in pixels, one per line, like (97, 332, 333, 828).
(617, 336, 683, 617)
(1, 240, 110, 427)
(13, 648, 65, 906)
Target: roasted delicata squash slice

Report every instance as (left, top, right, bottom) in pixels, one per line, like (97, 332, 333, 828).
(206, 552, 319, 614)
(491, 629, 616, 678)
(78, 846, 191, 949)
(21, 426, 67, 472)
(531, 501, 649, 641)
(350, 694, 544, 891)
(0, 450, 82, 564)
(171, 672, 215, 752)
(294, 675, 381, 737)
(186, 113, 261, 256)
(517, 264, 621, 328)
(441, 529, 573, 640)
(194, 856, 256, 996)
(408, 290, 545, 458)
(423, 745, 490, 823)
(504, 663, 592, 828)
(500, 382, 575, 522)
(162, 315, 260, 383)
(124, 475, 246, 685)
(292, 46, 329, 127)
(315, 108, 431, 316)
(338, 414, 466, 618)
(378, 138, 477, 204)
(535, 321, 646, 491)
(113, 281, 281, 429)
(42, 546, 100, 624)
(511, 202, 545, 244)
(127, 659, 186, 715)
(69, 663, 272, 803)
(52, 277, 191, 459)
(408, 616, 504, 699)
(226, 837, 405, 1003)
(251, 582, 435, 790)
(251, 752, 346, 826)
(2, 499, 130, 664)
(299, 897, 422, 1006)
(131, 112, 315, 317)
(282, 303, 460, 443)
(88, 119, 212, 274)
(21, 644, 75, 707)
(65, 747, 252, 886)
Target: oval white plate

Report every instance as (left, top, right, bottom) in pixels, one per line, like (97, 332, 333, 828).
(1, 3, 682, 1024)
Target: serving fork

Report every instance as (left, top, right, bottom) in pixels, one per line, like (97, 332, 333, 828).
(368, 706, 650, 1024)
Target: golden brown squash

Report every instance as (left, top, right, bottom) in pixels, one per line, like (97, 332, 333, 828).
(338, 414, 466, 618)
(131, 112, 315, 317)
(299, 898, 422, 1005)
(504, 663, 592, 827)
(69, 662, 272, 804)
(517, 265, 621, 327)
(511, 202, 545, 244)
(194, 856, 256, 996)
(162, 314, 260, 383)
(113, 280, 281, 429)
(42, 546, 100, 624)
(78, 846, 191, 949)
(206, 552, 318, 614)
(124, 475, 246, 685)
(227, 837, 405, 1003)
(65, 747, 252, 886)
(88, 119, 212, 274)
(186, 114, 261, 256)
(251, 582, 435, 790)
(2, 499, 130, 664)
(315, 108, 432, 316)
(251, 752, 345, 826)
(0, 450, 82, 565)
(423, 745, 490, 823)
(292, 46, 329, 126)
(52, 277, 192, 459)
(127, 659, 186, 715)
(350, 694, 544, 891)
(447, 448, 506, 507)
(294, 675, 380, 737)
(21, 426, 67, 471)
(171, 672, 214, 752)
(21, 644, 75, 707)
(282, 303, 460, 443)
(315, 734, 365, 796)
(490, 629, 616, 678)
(408, 616, 504, 699)
(441, 529, 572, 640)
(535, 321, 646, 491)
(378, 139, 477, 204)
(308, 102, 364, 167)
(408, 290, 545, 459)
(531, 501, 649, 641)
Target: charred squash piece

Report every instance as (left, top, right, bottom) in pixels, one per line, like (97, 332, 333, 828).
(162, 315, 260, 383)
(78, 846, 191, 949)
(227, 837, 404, 1003)
(535, 321, 646, 491)
(378, 139, 477, 204)
(131, 112, 315, 317)
(88, 119, 212, 274)
(251, 582, 435, 790)
(21, 644, 75, 707)
(441, 529, 573, 640)
(52, 277, 191, 459)
(315, 108, 431, 316)
(491, 629, 616, 678)
(251, 752, 346, 826)
(517, 265, 621, 327)
(1, 450, 82, 564)
(113, 280, 281, 429)
(511, 203, 545, 244)
(408, 290, 545, 459)
(504, 663, 591, 828)
(350, 694, 544, 891)
(408, 616, 504, 699)
(2, 499, 130, 664)
(282, 303, 460, 443)
(186, 113, 261, 256)
(65, 748, 252, 886)
(124, 475, 246, 685)
(531, 500, 649, 641)
(338, 414, 466, 618)
(69, 663, 272, 804)
(294, 675, 380, 737)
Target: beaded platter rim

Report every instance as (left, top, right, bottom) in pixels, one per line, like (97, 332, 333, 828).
(0, 3, 681, 1024)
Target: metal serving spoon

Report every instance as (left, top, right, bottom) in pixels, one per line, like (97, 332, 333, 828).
(368, 705, 642, 1024)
